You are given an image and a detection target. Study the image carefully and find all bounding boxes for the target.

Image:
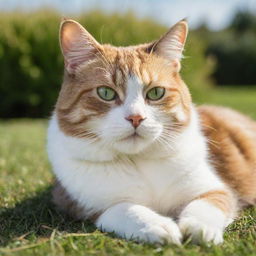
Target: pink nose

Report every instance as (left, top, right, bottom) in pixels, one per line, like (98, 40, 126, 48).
(125, 115, 146, 128)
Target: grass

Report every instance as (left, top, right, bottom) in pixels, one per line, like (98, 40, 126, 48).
(195, 86, 256, 119)
(0, 86, 256, 256)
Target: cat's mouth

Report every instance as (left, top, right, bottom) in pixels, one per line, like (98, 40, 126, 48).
(119, 132, 142, 141)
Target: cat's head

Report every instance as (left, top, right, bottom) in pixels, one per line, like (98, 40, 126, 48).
(56, 19, 191, 155)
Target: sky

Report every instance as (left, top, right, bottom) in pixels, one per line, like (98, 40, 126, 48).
(0, 0, 256, 30)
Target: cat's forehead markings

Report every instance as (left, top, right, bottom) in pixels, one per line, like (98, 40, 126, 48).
(136, 66, 159, 88)
(140, 69, 150, 85)
(105, 47, 160, 88)
(103, 69, 113, 84)
(113, 68, 127, 88)
(151, 72, 159, 83)
(115, 69, 123, 85)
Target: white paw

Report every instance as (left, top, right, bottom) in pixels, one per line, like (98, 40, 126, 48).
(178, 200, 228, 244)
(96, 203, 182, 245)
(179, 215, 223, 244)
(134, 216, 182, 245)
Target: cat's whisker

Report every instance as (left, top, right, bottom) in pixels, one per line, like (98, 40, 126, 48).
(156, 135, 176, 151)
(160, 130, 180, 139)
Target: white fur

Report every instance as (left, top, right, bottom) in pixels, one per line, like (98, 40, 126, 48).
(47, 76, 234, 244)
(179, 200, 231, 244)
(96, 203, 182, 244)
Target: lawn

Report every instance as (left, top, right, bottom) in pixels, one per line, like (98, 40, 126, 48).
(0, 87, 256, 256)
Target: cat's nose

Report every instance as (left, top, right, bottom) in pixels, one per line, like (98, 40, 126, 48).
(125, 115, 146, 128)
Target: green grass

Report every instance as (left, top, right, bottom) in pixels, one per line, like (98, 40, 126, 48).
(1, 87, 256, 256)
(194, 86, 256, 119)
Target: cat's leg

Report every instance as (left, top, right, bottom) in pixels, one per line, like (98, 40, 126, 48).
(96, 202, 182, 244)
(178, 190, 237, 244)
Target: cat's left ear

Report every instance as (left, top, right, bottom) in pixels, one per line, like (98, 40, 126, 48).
(147, 19, 188, 71)
(60, 19, 102, 74)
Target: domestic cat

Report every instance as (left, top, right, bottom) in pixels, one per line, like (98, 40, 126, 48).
(47, 19, 256, 245)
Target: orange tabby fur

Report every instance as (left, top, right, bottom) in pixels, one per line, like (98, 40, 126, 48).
(199, 105, 256, 206)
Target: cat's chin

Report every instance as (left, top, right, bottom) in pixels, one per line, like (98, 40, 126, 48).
(113, 135, 152, 155)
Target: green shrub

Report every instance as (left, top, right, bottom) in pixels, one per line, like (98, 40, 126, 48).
(0, 10, 214, 118)
(207, 32, 256, 85)
(0, 10, 62, 118)
(206, 11, 256, 86)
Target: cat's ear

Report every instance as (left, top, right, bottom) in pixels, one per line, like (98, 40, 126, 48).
(60, 19, 101, 74)
(147, 19, 188, 69)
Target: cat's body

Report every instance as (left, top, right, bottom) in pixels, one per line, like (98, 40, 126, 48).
(48, 19, 256, 245)
(199, 106, 256, 206)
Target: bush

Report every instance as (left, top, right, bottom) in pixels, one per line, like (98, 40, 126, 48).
(0, 10, 62, 118)
(207, 33, 256, 85)
(206, 11, 256, 86)
(0, 10, 214, 118)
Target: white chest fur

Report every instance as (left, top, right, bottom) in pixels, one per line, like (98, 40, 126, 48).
(47, 109, 225, 218)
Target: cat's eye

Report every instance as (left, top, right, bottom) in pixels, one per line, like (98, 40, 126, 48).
(97, 86, 117, 101)
(146, 87, 165, 101)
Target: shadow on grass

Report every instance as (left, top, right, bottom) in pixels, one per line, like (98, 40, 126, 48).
(0, 186, 96, 246)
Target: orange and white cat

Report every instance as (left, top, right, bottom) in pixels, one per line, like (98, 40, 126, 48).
(47, 19, 256, 245)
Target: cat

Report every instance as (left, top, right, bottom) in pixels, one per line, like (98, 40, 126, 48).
(47, 19, 256, 245)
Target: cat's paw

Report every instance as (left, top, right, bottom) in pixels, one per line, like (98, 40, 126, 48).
(96, 203, 182, 245)
(178, 200, 226, 245)
(135, 216, 182, 245)
(179, 215, 223, 244)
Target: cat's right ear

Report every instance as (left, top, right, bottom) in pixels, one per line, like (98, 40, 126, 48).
(60, 19, 101, 74)
(145, 19, 188, 72)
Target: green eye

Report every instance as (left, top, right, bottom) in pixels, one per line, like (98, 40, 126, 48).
(146, 87, 165, 101)
(97, 86, 117, 101)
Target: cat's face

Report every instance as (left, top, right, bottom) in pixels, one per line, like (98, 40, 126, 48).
(56, 20, 191, 155)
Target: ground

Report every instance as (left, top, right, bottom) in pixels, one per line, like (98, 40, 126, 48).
(0, 86, 256, 256)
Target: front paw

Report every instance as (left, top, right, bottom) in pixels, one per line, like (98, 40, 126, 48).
(178, 199, 229, 244)
(179, 215, 223, 244)
(135, 216, 182, 245)
(96, 203, 182, 245)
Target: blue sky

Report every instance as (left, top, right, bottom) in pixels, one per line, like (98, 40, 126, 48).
(0, 0, 256, 30)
